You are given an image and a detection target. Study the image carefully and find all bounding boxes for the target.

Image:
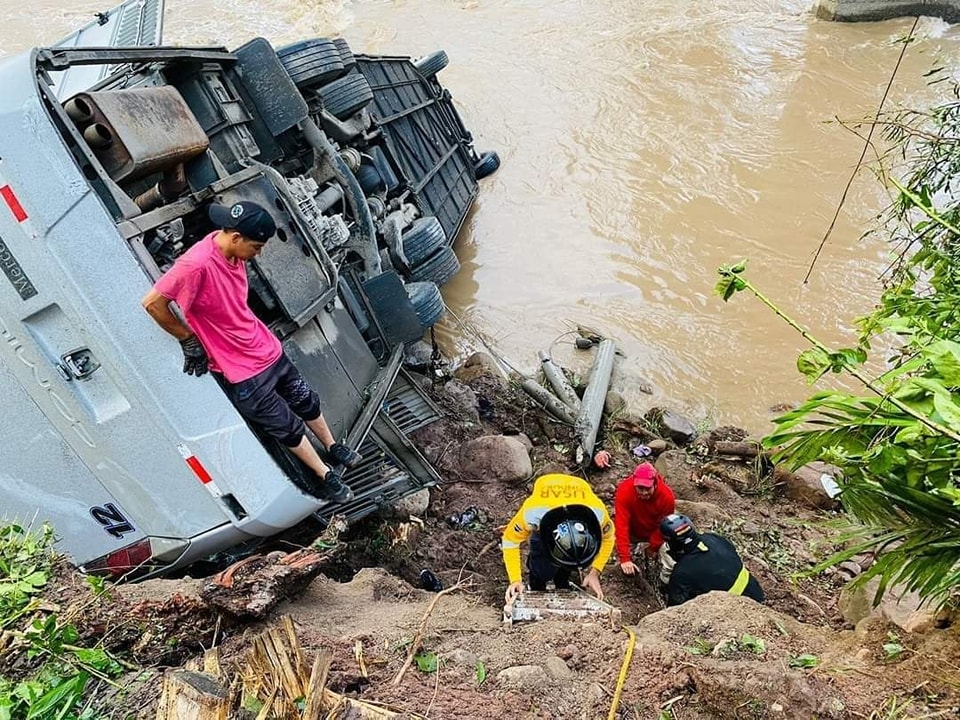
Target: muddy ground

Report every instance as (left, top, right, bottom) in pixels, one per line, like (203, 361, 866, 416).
(9, 359, 960, 719)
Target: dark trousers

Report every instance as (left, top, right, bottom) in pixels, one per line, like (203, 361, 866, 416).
(224, 353, 322, 448)
(527, 534, 572, 591)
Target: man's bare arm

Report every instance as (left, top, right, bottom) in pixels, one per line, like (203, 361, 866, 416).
(141, 289, 193, 341)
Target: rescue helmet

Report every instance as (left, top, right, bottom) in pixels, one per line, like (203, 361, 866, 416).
(660, 513, 699, 554)
(538, 505, 602, 569)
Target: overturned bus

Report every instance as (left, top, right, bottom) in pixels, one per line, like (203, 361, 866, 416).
(0, 0, 499, 578)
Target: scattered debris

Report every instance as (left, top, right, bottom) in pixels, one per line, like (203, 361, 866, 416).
(418, 569, 443, 592)
(503, 587, 622, 626)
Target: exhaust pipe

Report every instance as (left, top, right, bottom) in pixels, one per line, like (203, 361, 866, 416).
(64, 97, 94, 125)
(83, 123, 114, 149)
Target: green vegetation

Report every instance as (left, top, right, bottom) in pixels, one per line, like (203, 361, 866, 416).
(0, 523, 124, 720)
(716, 81, 960, 608)
(788, 653, 819, 669)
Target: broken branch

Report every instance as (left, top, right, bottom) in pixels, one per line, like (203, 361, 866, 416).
(392, 580, 470, 686)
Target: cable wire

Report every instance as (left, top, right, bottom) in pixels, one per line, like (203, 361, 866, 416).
(804, 15, 920, 284)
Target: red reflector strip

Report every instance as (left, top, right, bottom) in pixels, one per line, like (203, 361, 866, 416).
(185, 455, 213, 484)
(0, 185, 27, 222)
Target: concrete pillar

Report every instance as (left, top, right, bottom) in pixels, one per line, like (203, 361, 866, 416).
(816, 0, 960, 22)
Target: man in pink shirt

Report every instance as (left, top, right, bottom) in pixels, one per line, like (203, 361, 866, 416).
(141, 201, 358, 503)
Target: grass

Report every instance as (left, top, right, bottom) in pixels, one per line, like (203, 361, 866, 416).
(0, 521, 125, 720)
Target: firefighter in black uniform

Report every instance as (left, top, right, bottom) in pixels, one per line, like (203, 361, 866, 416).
(659, 514, 764, 606)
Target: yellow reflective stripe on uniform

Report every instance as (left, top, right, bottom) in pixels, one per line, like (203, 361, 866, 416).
(729, 566, 750, 596)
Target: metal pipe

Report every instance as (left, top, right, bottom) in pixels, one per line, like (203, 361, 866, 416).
(133, 165, 188, 212)
(575, 339, 616, 462)
(315, 184, 344, 214)
(83, 122, 113, 149)
(300, 118, 382, 278)
(64, 97, 93, 125)
(521, 379, 576, 425)
(537, 350, 581, 412)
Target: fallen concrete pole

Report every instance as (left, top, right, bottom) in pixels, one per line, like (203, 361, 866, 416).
(575, 339, 616, 463)
(815, 0, 960, 22)
(521, 378, 577, 425)
(537, 350, 582, 412)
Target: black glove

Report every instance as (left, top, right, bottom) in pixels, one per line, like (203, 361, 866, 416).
(179, 335, 209, 376)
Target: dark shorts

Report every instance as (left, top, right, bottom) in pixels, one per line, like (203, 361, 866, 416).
(527, 534, 571, 591)
(224, 353, 322, 447)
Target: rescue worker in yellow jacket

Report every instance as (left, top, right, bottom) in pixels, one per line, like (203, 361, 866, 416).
(502, 473, 615, 604)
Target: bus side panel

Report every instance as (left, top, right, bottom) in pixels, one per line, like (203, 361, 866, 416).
(0, 351, 144, 561)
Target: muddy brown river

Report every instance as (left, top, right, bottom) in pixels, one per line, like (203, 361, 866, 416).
(4, 0, 959, 433)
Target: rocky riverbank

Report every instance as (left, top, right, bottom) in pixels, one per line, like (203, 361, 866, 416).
(4, 352, 958, 719)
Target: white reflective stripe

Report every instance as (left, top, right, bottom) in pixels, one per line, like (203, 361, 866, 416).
(501, 540, 521, 549)
(203, 480, 224, 498)
(522, 508, 547, 527)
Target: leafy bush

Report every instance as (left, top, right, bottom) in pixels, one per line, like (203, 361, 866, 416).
(0, 522, 123, 720)
(716, 80, 960, 607)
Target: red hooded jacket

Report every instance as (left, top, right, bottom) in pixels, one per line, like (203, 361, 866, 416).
(613, 475, 676, 563)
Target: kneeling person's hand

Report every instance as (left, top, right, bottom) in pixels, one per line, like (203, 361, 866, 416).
(582, 568, 604, 601)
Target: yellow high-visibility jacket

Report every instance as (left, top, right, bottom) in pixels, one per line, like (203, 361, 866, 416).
(501, 474, 615, 584)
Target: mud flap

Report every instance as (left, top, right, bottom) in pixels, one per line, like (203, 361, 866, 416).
(362, 271, 423, 347)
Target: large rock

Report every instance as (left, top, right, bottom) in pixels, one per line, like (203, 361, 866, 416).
(816, 0, 960, 24)
(646, 408, 698, 445)
(543, 656, 573, 679)
(381, 488, 431, 519)
(675, 500, 733, 528)
(440, 379, 480, 425)
(454, 351, 507, 386)
(496, 665, 550, 689)
(403, 340, 434, 373)
(773, 462, 841, 511)
(603, 391, 627, 416)
(655, 451, 741, 505)
(458, 435, 532, 483)
(839, 577, 938, 633)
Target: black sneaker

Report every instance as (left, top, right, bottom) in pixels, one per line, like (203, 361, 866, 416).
(328, 442, 362, 469)
(314, 468, 354, 503)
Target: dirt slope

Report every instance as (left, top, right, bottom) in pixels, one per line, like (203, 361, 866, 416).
(25, 365, 960, 718)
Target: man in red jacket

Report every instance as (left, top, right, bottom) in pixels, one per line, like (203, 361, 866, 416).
(613, 462, 676, 575)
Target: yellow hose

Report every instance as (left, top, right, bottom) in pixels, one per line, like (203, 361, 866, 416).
(607, 625, 637, 720)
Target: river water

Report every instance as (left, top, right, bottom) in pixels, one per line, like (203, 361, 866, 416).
(4, 0, 959, 433)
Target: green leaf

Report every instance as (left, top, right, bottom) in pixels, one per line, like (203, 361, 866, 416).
(932, 392, 960, 430)
(924, 340, 960, 385)
(72, 647, 122, 675)
(684, 638, 713, 655)
(414, 651, 439, 674)
(474, 660, 486, 685)
(796, 347, 832, 383)
(715, 261, 749, 302)
(740, 633, 766, 654)
(882, 642, 904, 660)
(788, 653, 819, 669)
(25, 674, 87, 720)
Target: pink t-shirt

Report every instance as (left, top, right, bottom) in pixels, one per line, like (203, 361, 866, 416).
(155, 232, 282, 383)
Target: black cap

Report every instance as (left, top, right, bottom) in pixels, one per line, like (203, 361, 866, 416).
(208, 201, 277, 242)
